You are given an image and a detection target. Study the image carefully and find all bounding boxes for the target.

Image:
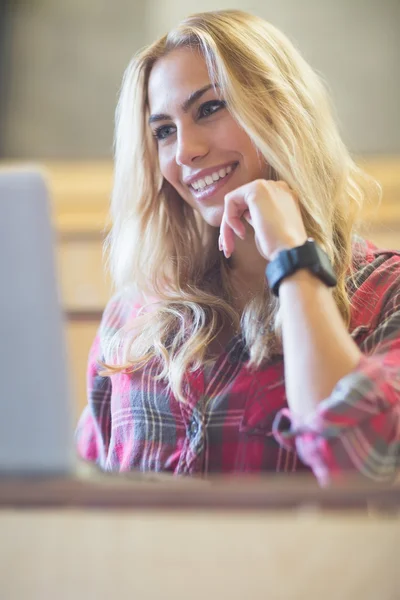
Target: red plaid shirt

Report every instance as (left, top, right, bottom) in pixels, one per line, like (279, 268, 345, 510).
(76, 238, 400, 484)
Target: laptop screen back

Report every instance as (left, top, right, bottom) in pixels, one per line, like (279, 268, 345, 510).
(0, 169, 74, 474)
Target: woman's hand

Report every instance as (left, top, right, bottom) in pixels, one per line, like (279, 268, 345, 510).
(219, 179, 308, 260)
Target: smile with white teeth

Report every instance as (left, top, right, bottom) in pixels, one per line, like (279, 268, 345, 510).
(190, 164, 235, 190)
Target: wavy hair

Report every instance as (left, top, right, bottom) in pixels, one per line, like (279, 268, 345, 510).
(102, 9, 380, 401)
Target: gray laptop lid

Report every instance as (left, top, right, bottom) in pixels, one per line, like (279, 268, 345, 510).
(0, 169, 74, 474)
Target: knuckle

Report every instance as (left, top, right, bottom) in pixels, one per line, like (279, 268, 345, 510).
(256, 179, 269, 191)
(250, 179, 268, 199)
(276, 180, 289, 188)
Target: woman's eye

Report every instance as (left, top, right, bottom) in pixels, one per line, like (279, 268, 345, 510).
(199, 100, 226, 118)
(153, 125, 175, 141)
(152, 101, 226, 142)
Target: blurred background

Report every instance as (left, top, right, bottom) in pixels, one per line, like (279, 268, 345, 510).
(1, 0, 399, 157)
(0, 0, 399, 419)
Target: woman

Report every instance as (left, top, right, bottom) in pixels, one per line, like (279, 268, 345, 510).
(76, 9, 400, 485)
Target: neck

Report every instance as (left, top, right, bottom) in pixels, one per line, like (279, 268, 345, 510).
(228, 222, 268, 312)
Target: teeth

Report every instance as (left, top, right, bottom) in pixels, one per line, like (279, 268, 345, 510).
(191, 164, 234, 190)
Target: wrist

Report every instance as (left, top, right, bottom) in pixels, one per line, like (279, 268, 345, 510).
(268, 237, 307, 262)
(278, 268, 330, 294)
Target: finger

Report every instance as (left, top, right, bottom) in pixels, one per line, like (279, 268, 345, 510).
(220, 216, 236, 258)
(223, 193, 248, 240)
(223, 209, 246, 240)
(233, 219, 246, 240)
(243, 209, 252, 226)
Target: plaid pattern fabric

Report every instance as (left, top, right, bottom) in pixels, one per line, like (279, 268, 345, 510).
(75, 238, 400, 484)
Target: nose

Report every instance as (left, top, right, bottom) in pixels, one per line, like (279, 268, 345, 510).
(175, 125, 209, 166)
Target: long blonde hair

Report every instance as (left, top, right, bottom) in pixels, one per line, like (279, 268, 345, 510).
(102, 9, 379, 401)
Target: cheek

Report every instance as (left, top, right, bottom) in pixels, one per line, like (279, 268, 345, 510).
(158, 154, 171, 181)
(158, 148, 179, 185)
(217, 117, 247, 147)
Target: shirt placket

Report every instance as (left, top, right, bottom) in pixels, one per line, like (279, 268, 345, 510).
(176, 368, 206, 475)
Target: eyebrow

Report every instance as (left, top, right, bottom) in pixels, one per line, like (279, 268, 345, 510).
(148, 83, 219, 125)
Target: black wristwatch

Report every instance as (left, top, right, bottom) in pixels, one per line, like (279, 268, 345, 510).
(265, 238, 337, 297)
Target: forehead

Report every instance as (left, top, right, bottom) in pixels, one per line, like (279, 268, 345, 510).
(147, 48, 211, 112)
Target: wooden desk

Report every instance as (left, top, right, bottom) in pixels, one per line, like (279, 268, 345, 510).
(0, 474, 399, 600)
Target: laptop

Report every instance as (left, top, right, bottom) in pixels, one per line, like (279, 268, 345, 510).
(0, 168, 178, 482)
(0, 168, 75, 474)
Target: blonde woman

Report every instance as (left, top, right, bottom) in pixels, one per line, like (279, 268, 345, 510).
(76, 9, 400, 485)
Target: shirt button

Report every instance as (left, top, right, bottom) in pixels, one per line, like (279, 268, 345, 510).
(189, 419, 199, 437)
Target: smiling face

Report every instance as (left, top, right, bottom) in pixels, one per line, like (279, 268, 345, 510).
(147, 47, 270, 227)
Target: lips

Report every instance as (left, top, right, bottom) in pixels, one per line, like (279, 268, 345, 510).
(188, 162, 238, 201)
(183, 162, 238, 187)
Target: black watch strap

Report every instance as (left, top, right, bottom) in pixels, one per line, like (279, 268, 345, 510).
(265, 238, 337, 297)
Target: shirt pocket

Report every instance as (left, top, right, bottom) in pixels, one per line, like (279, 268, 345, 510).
(239, 375, 286, 437)
(237, 375, 308, 474)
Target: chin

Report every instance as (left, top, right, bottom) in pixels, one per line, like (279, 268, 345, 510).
(200, 206, 224, 228)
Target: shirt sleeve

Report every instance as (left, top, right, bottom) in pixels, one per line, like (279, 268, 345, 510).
(272, 265, 400, 486)
(75, 332, 112, 469)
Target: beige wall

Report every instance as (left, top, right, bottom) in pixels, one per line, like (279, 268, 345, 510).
(3, 0, 147, 158)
